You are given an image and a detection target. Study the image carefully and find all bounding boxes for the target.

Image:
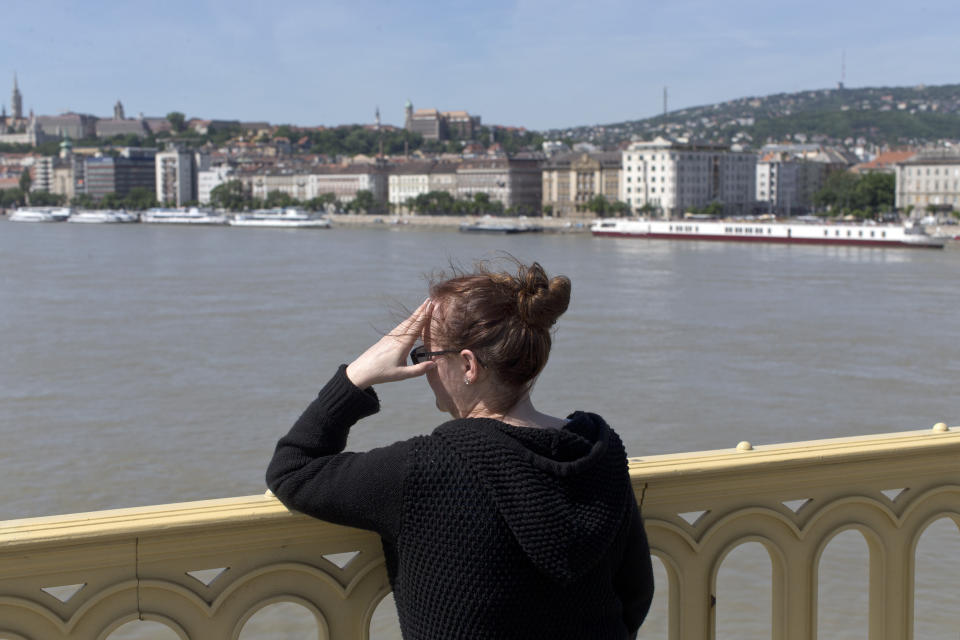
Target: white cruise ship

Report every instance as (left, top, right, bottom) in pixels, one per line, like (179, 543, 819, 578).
(591, 218, 947, 249)
(141, 207, 228, 225)
(8, 207, 72, 222)
(68, 209, 139, 224)
(229, 208, 332, 228)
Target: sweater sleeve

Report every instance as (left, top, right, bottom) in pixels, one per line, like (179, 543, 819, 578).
(266, 365, 410, 539)
(615, 500, 655, 638)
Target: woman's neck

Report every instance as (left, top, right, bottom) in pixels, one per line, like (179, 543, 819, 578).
(465, 394, 566, 430)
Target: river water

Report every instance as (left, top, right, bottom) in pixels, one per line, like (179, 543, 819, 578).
(1, 219, 958, 638)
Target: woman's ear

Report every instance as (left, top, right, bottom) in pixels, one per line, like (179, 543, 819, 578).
(460, 349, 480, 383)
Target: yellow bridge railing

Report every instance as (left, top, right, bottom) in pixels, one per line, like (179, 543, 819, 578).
(2, 425, 958, 639)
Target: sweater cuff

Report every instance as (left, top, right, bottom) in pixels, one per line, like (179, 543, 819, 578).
(315, 364, 380, 426)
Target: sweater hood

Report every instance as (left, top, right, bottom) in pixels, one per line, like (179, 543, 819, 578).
(434, 412, 632, 585)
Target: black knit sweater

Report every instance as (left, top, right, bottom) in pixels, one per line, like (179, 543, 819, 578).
(267, 366, 654, 639)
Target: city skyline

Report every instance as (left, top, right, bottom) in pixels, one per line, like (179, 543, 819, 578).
(3, 0, 960, 131)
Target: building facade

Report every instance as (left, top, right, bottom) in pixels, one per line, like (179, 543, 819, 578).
(404, 102, 481, 141)
(387, 161, 459, 211)
(96, 118, 150, 139)
(36, 114, 97, 140)
(198, 165, 235, 204)
(755, 152, 825, 216)
(155, 149, 198, 206)
(84, 149, 156, 200)
(620, 137, 756, 217)
(457, 157, 542, 212)
(895, 151, 960, 216)
(308, 164, 388, 204)
(541, 151, 621, 217)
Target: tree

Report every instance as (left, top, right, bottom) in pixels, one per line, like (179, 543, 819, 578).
(124, 187, 157, 210)
(0, 187, 26, 208)
(306, 192, 338, 212)
(348, 189, 378, 214)
(814, 171, 894, 217)
(19, 168, 32, 193)
(639, 202, 657, 217)
(29, 191, 65, 206)
(101, 192, 123, 209)
(209, 180, 249, 211)
(71, 193, 96, 209)
(166, 111, 187, 133)
(585, 195, 611, 216)
(265, 190, 297, 208)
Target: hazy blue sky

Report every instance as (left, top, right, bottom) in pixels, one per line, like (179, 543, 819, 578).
(3, 0, 958, 131)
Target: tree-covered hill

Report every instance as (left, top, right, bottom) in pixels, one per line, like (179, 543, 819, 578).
(545, 84, 960, 149)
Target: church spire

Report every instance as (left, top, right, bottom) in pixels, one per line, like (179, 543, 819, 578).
(11, 72, 23, 120)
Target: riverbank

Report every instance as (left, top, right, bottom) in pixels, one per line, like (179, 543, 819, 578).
(328, 213, 595, 233)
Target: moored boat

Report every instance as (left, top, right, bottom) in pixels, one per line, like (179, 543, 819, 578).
(141, 207, 227, 225)
(8, 206, 72, 222)
(591, 218, 947, 249)
(460, 216, 544, 234)
(68, 209, 139, 224)
(228, 208, 331, 228)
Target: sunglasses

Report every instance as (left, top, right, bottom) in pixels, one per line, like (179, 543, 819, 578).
(409, 344, 460, 365)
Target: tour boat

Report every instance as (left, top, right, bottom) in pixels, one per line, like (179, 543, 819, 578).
(229, 208, 331, 228)
(141, 207, 228, 225)
(68, 209, 139, 223)
(460, 216, 543, 234)
(590, 218, 947, 249)
(8, 207, 71, 222)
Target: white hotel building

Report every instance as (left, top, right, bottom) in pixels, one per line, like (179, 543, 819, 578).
(620, 137, 756, 217)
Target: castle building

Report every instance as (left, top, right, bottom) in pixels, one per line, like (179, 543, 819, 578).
(404, 101, 481, 142)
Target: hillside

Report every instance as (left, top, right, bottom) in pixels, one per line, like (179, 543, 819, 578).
(545, 84, 960, 149)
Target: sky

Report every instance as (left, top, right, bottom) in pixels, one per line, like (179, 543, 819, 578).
(3, 0, 960, 132)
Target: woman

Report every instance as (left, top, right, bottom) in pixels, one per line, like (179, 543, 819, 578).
(267, 260, 653, 639)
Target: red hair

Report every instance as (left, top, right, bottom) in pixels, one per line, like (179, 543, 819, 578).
(429, 259, 571, 411)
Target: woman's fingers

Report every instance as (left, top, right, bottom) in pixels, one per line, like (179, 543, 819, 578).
(346, 300, 435, 389)
(394, 299, 431, 340)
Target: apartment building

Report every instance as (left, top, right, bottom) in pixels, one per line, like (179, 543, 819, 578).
(620, 137, 756, 217)
(155, 149, 197, 206)
(756, 152, 826, 215)
(895, 151, 960, 215)
(198, 165, 235, 204)
(387, 161, 459, 211)
(457, 157, 542, 212)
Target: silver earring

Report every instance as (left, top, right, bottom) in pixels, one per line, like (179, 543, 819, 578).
(463, 377, 471, 385)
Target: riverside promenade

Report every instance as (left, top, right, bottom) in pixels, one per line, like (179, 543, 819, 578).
(2, 424, 958, 640)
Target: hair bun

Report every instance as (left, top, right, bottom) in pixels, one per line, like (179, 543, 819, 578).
(516, 262, 571, 329)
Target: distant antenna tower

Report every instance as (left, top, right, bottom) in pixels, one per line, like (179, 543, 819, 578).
(663, 86, 668, 117)
(839, 50, 846, 90)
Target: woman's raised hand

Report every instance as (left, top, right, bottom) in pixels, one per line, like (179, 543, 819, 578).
(345, 300, 436, 389)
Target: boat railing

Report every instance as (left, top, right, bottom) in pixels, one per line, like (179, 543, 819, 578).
(1, 424, 958, 639)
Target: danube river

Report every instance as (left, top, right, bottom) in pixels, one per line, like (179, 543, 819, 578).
(2, 219, 958, 639)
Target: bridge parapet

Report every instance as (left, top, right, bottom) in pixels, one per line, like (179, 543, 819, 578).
(2, 424, 958, 639)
